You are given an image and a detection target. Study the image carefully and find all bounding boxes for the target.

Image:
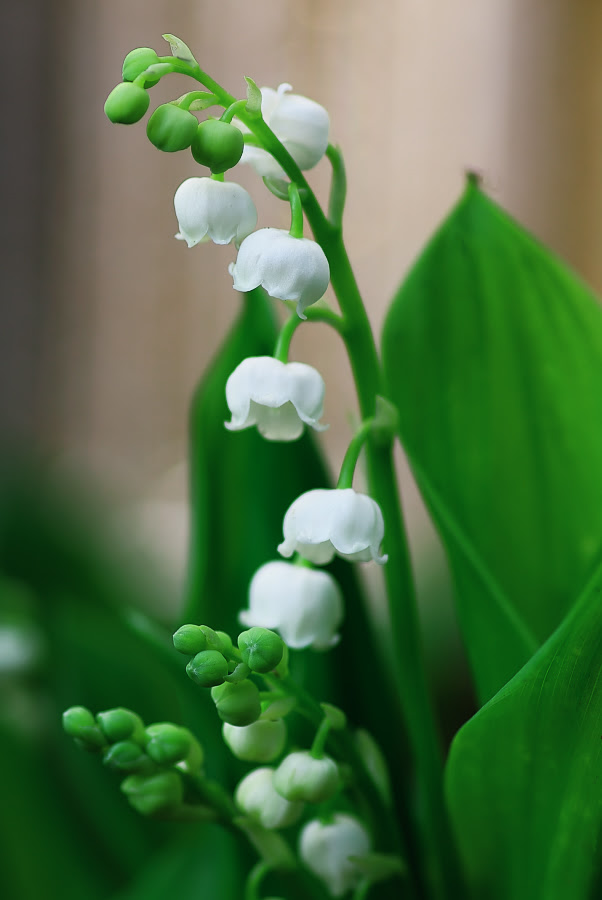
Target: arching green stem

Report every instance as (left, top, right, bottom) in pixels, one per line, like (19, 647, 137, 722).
(176, 90, 219, 111)
(337, 418, 374, 489)
(310, 716, 332, 759)
(245, 861, 271, 900)
(273, 306, 345, 363)
(221, 99, 248, 123)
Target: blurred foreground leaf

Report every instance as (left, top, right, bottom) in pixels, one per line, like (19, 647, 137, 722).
(0, 465, 226, 898)
(382, 178, 602, 702)
(445, 555, 602, 900)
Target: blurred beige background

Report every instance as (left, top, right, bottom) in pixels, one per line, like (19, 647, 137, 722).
(3, 0, 602, 582)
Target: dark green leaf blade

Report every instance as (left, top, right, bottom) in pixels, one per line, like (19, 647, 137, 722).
(445, 557, 602, 900)
(382, 178, 602, 701)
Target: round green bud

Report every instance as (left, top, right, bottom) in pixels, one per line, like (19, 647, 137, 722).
(211, 679, 261, 726)
(146, 104, 198, 152)
(104, 82, 150, 125)
(103, 740, 152, 773)
(63, 706, 107, 750)
(96, 707, 144, 743)
(145, 723, 191, 766)
(215, 630, 234, 656)
(238, 627, 284, 674)
(191, 120, 244, 173)
(199, 625, 231, 654)
(186, 649, 228, 687)
(122, 47, 160, 86)
(121, 770, 183, 817)
(274, 751, 340, 804)
(173, 624, 207, 656)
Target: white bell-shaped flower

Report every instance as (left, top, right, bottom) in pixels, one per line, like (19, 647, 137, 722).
(240, 561, 343, 650)
(222, 718, 287, 763)
(225, 356, 327, 441)
(274, 751, 340, 804)
(299, 814, 371, 897)
(235, 766, 303, 829)
(229, 228, 330, 319)
(278, 489, 387, 565)
(174, 177, 257, 248)
(236, 83, 330, 178)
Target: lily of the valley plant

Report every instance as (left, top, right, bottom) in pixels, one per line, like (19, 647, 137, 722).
(61, 33, 602, 900)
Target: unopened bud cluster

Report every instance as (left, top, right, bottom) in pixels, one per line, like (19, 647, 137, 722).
(174, 622, 284, 727)
(62, 705, 202, 818)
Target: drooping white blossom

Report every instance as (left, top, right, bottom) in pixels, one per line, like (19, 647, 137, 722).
(235, 766, 303, 829)
(274, 751, 340, 804)
(278, 489, 387, 565)
(235, 83, 330, 178)
(225, 356, 327, 441)
(229, 228, 330, 319)
(222, 719, 287, 763)
(299, 814, 372, 897)
(174, 177, 257, 248)
(240, 561, 343, 650)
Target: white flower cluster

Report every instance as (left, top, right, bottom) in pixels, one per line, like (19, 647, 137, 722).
(173, 84, 330, 318)
(176, 83, 387, 651)
(169, 79, 386, 898)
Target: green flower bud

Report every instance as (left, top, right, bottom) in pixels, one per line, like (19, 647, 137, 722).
(121, 770, 183, 817)
(145, 723, 191, 766)
(173, 624, 207, 656)
(274, 751, 340, 804)
(222, 718, 287, 763)
(104, 83, 150, 125)
(103, 740, 153, 773)
(200, 625, 231, 655)
(215, 630, 234, 656)
(122, 47, 160, 86)
(186, 649, 228, 687)
(211, 679, 261, 726)
(96, 707, 145, 743)
(63, 706, 107, 750)
(238, 627, 284, 674)
(191, 120, 244, 173)
(146, 104, 198, 152)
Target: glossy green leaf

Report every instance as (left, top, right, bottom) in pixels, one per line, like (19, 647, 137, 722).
(382, 178, 602, 701)
(445, 555, 602, 900)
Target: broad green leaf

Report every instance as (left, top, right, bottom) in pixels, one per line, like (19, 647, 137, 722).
(445, 556, 602, 900)
(382, 178, 602, 701)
